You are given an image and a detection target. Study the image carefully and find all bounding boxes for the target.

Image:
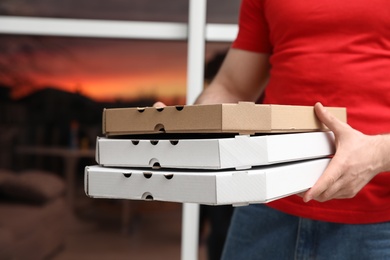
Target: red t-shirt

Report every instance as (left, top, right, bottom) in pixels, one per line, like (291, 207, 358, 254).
(233, 0, 390, 224)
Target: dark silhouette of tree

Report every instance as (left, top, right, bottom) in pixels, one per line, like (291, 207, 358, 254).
(0, 35, 75, 97)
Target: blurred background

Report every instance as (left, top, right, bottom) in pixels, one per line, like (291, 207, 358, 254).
(0, 0, 239, 259)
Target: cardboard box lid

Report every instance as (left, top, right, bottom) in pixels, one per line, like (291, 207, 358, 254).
(85, 158, 330, 206)
(102, 102, 346, 136)
(96, 132, 335, 170)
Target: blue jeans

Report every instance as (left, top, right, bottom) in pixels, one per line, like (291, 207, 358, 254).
(221, 204, 390, 260)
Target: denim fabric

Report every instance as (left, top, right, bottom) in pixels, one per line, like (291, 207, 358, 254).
(221, 204, 390, 260)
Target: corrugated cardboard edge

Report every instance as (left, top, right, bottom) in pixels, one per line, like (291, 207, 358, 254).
(102, 103, 347, 135)
(103, 103, 224, 135)
(222, 102, 271, 135)
(270, 105, 347, 131)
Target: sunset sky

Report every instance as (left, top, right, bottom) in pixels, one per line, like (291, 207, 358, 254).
(0, 0, 239, 103)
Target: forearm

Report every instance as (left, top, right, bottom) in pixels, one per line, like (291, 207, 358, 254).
(376, 133, 390, 173)
(195, 48, 270, 105)
(194, 82, 258, 105)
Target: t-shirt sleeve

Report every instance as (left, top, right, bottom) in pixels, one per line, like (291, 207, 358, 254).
(232, 0, 272, 53)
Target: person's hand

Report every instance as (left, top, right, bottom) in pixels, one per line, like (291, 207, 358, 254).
(303, 102, 384, 203)
(153, 101, 166, 108)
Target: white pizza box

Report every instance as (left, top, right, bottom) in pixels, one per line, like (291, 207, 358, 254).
(102, 102, 347, 136)
(85, 158, 330, 206)
(95, 132, 335, 170)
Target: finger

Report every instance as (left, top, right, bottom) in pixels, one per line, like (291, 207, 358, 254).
(303, 158, 343, 202)
(314, 102, 347, 135)
(153, 101, 166, 108)
(312, 177, 360, 202)
(310, 179, 345, 202)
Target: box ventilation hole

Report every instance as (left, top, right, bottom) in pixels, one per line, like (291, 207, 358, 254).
(131, 140, 139, 145)
(123, 172, 132, 178)
(149, 158, 161, 169)
(150, 140, 159, 145)
(142, 192, 154, 201)
(137, 107, 145, 113)
(170, 140, 179, 145)
(143, 172, 153, 179)
(175, 105, 184, 111)
(164, 174, 174, 180)
(154, 124, 165, 133)
(156, 107, 164, 112)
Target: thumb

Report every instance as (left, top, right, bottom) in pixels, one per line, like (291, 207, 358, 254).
(314, 102, 347, 135)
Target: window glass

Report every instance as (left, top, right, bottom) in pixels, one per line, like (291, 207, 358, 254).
(0, 35, 187, 104)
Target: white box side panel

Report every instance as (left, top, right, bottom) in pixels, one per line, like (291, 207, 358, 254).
(216, 171, 266, 204)
(265, 158, 330, 201)
(86, 159, 330, 205)
(267, 132, 334, 163)
(218, 135, 268, 169)
(96, 132, 334, 170)
(86, 166, 218, 204)
(97, 138, 221, 169)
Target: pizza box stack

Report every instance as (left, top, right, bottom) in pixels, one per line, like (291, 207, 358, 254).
(84, 102, 346, 206)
